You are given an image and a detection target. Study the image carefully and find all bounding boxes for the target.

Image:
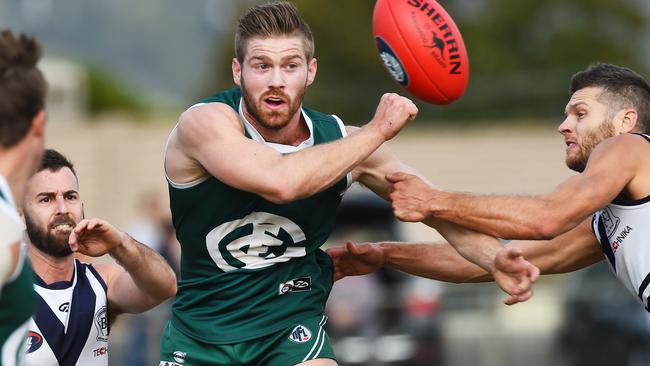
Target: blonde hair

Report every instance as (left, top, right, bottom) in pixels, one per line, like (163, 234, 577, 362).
(235, 1, 314, 63)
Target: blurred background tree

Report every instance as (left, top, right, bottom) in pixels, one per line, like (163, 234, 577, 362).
(203, 0, 649, 125)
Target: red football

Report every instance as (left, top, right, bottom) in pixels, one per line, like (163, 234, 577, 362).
(373, 0, 470, 104)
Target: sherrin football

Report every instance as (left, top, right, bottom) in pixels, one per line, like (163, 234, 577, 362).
(373, 0, 469, 104)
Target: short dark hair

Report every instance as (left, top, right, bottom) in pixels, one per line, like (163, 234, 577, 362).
(38, 149, 76, 177)
(570, 63, 650, 134)
(235, 1, 314, 63)
(0, 29, 47, 148)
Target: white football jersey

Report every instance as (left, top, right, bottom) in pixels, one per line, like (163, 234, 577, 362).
(24, 259, 109, 366)
(592, 133, 650, 310)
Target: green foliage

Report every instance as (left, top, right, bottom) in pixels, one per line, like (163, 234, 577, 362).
(204, 0, 649, 124)
(86, 67, 149, 117)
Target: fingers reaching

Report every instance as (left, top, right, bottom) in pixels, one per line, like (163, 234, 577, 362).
(493, 246, 540, 305)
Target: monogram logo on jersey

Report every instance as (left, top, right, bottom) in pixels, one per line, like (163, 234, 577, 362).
(58, 302, 70, 312)
(94, 306, 108, 342)
(25, 331, 43, 353)
(206, 212, 307, 272)
(288, 325, 312, 343)
(601, 207, 621, 239)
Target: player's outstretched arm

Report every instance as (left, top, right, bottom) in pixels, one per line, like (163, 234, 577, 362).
(388, 134, 643, 240)
(69, 218, 177, 314)
(329, 218, 603, 304)
(171, 93, 417, 204)
(352, 144, 537, 303)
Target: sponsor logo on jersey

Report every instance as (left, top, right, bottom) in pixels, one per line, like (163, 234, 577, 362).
(611, 225, 633, 253)
(94, 306, 109, 342)
(173, 351, 186, 364)
(288, 325, 312, 343)
(25, 331, 43, 353)
(278, 276, 311, 295)
(159, 362, 182, 366)
(93, 346, 108, 357)
(58, 302, 70, 312)
(602, 207, 621, 239)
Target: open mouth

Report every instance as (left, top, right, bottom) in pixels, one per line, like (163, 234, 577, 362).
(263, 96, 286, 109)
(565, 141, 577, 151)
(50, 222, 74, 233)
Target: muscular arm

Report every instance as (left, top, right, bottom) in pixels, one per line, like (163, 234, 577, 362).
(392, 134, 643, 239)
(352, 141, 536, 288)
(351, 218, 603, 283)
(170, 93, 417, 204)
(70, 219, 177, 315)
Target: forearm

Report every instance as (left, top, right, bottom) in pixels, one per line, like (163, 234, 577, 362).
(109, 234, 176, 301)
(424, 217, 505, 275)
(278, 124, 386, 201)
(381, 241, 492, 283)
(431, 192, 564, 240)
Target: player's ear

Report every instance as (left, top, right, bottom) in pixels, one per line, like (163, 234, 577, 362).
(232, 58, 242, 86)
(306, 57, 317, 87)
(16, 209, 26, 231)
(619, 108, 638, 133)
(29, 110, 46, 139)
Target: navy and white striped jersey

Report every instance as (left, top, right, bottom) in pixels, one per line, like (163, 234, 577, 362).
(592, 133, 650, 311)
(24, 259, 109, 366)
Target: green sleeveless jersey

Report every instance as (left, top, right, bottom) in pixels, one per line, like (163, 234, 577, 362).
(167, 88, 350, 344)
(0, 178, 36, 365)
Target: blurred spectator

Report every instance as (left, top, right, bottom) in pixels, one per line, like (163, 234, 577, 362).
(119, 189, 179, 366)
(126, 190, 180, 274)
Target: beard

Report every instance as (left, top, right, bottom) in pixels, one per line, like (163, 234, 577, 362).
(25, 213, 77, 258)
(566, 120, 617, 172)
(240, 77, 306, 131)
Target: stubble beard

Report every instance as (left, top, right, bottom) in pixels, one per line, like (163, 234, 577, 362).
(240, 77, 306, 131)
(566, 120, 617, 172)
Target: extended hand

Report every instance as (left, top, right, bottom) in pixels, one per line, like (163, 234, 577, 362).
(493, 246, 540, 305)
(327, 242, 385, 281)
(68, 218, 125, 257)
(387, 172, 439, 222)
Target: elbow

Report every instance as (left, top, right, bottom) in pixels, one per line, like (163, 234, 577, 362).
(260, 175, 303, 204)
(165, 279, 178, 299)
(263, 186, 300, 204)
(532, 219, 566, 240)
(159, 271, 177, 301)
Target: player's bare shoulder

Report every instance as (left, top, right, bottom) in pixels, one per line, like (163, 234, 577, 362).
(175, 103, 244, 148)
(589, 133, 650, 199)
(166, 102, 244, 184)
(590, 133, 648, 162)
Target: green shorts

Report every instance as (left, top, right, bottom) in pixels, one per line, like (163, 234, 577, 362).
(159, 315, 336, 366)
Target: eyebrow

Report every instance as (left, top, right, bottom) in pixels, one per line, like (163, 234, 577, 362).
(36, 190, 79, 199)
(248, 54, 304, 63)
(564, 102, 590, 116)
